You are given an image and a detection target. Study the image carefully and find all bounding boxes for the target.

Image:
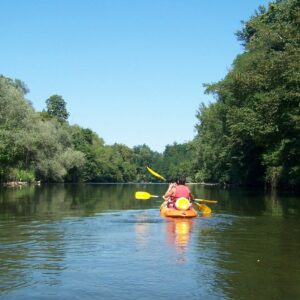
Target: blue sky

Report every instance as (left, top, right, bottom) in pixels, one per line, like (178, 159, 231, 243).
(0, 0, 271, 152)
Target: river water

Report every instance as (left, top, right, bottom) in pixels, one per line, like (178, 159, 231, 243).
(0, 184, 299, 299)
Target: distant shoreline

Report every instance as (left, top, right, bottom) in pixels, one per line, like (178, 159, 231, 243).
(2, 181, 41, 187)
(1, 181, 220, 187)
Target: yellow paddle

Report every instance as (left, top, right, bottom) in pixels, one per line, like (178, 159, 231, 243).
(193, 202, 212, 215)
(192, 198, 218, 204)
(135, 191, 217, 204)
(135, 191, 160, 200)
(135, 191, 212, 215)
(146, 166, 166, 181)
(144, 167, 214, 215)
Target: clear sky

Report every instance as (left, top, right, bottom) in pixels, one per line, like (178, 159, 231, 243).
(0, 0, 271, 152)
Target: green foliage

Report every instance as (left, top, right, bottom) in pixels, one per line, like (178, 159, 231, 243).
(193, 0, 300, 189)
(70, 125, 106, 181)
(1, 1, 298, 188)
(161, 142, 194, 181)
(132, 144, 162, 182)
(0, 75, 36, 181)
(193, 102, 231, 183)
(9, 169, 35, 182)
(45, 95, 69, 122)
(0, 73, 193, 184)
(0, 76, 86, 183)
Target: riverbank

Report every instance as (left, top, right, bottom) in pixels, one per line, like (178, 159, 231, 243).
(2, 181, 41, 187)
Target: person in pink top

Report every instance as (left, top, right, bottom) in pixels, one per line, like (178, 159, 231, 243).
(163, 176, 193, 208)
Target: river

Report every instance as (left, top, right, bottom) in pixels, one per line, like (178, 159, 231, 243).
(0, 184, 299, 299)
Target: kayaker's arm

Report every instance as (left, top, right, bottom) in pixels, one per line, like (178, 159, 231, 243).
(163, 183, 176, 200)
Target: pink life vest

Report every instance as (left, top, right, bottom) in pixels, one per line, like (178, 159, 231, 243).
(173, 185, 191, 200)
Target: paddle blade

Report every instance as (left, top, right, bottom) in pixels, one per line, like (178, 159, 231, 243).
(135, 191, 152, 200)
(194, 203, 212, 215)
(146, 166, 166, 181)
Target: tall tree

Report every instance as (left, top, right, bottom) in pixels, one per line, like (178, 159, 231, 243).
(193, 0, 300, 189)
(45, 95, 69, 122)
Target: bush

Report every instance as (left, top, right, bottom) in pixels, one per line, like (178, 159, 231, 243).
(9, 169, 36, 182)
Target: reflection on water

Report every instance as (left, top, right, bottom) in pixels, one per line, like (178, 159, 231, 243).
(134, 214, 151, 249)
(165, 219, 193, 247)
(0, 184, 159, 218)
(164, 218, 194, 264)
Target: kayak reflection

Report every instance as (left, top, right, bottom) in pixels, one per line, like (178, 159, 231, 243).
(165, 218, 194, 249)
(134, 214, 151, 250)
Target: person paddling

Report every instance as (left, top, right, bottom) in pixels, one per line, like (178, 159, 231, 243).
(163, 176, 193, 208)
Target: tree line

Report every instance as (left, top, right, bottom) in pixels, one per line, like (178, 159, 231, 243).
(0, 0, 299, 189)
(0, 77, 155, 183)
(193, 0, 299, 189)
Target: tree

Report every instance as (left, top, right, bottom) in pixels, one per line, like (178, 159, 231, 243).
(133, 145, 161, 182)
(0, 75, 36, 181)
(45, 95, 69, 122)
(162, 142, 194, 181)
(193, 0, 300, 189)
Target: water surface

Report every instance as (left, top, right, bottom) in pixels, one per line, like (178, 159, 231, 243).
(0, 184, 299, 299)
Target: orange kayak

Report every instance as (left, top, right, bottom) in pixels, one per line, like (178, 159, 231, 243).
(160, 202, 198, 218)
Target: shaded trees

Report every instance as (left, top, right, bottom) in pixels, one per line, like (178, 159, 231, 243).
(193, 0, 300, 188)
(161, 142, 194, 181)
